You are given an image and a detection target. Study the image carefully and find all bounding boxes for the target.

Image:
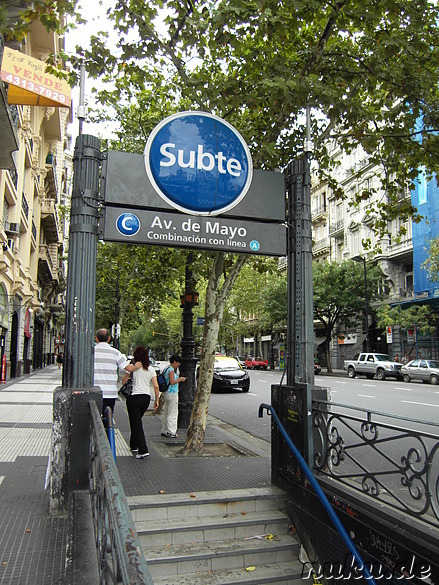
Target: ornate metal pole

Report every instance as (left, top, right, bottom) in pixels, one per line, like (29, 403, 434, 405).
(178, 252, 198, 429)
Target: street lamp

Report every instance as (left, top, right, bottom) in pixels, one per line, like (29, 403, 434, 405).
(178, 253, 199, 429)
(352, 255, 370, 352)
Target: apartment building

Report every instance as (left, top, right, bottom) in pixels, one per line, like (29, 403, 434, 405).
(0, 20, 71, 380)
(312, 139, 439, 369)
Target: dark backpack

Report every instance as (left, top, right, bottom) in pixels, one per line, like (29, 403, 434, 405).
(157, 366, 171, 392)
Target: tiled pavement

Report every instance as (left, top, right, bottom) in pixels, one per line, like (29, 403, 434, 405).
(0, 366, 273, 584)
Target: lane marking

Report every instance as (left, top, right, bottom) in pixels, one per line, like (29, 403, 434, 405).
(395, 387, 412, 391)
(358, 394, 375, 399)
(363, 384, 376, 388)
(335, 381, 347, 384)
(247, 393, 258, 396)
(401, 400, 439, 408)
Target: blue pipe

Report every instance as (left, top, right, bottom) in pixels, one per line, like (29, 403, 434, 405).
(259, 403, 377, 584)
(105, 406, 117, 463)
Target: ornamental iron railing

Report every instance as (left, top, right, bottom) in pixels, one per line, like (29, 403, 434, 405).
(313, 399, 439, 528)
(88, 401, 153, 584)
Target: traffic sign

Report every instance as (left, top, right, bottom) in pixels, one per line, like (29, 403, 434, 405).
(144, 111, 253, 216)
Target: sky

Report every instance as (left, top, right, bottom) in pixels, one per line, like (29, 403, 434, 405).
(64, 1, 118, 141)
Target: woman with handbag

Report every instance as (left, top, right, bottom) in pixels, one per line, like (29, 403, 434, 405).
(121, 346, 159, 459)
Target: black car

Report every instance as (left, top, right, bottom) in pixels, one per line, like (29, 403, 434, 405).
(199, 356, 250, 392)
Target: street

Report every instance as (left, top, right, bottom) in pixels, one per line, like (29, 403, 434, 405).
(208, 370, 439, 442)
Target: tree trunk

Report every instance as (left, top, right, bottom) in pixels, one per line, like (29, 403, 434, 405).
(181, 252, 247, 455)
(325, 330, 332, 373)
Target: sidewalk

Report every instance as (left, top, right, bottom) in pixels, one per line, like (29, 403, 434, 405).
(0, 366, 273, 584)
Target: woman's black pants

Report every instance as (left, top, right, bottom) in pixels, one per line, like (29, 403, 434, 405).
(126, 394, 151, 455)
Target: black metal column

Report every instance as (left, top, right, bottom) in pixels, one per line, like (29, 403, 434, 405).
(62, 134, 101, 389)
(50, 134, 102, 513)
(285, 152, 314, 467)
(178, 253, 198, 429)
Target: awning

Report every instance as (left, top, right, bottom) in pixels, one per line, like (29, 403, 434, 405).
(1, 47, 71, 108)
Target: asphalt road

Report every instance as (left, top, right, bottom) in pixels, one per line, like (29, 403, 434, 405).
(207, 370, 439, 442)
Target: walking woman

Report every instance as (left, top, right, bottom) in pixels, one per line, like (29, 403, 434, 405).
(122, 346, 159, 459)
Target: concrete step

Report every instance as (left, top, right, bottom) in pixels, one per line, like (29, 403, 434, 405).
(129, 487, 288, 523)
(152, 559, 308, 584)
(145, 533, 299, 578)
(136, 509, 291, 548)
(128, 487, 312, 585)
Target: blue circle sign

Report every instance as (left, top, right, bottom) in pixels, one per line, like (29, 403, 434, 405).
(144, 111, 253, 216)
(116, 213, 140, 236)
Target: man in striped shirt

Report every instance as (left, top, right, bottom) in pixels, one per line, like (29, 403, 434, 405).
(94, 328, 138, 424)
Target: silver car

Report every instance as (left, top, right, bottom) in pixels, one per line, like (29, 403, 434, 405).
(401, 359, 439, 385)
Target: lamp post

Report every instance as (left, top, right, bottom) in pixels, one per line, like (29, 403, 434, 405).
(352, 255, 370, 352)
(178, 253, 198, 429)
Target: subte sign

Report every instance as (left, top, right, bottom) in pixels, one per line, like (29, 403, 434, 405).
(101, 111, 286, 256)
(144, 111, 253, 216)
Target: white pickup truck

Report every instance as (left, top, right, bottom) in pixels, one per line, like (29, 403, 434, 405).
(344, 353, 403, 381)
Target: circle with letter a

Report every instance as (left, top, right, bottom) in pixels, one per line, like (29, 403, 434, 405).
(144, 111, 253, 216)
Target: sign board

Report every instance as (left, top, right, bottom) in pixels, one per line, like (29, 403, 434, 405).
(101, 207, 286, 256)
(407, 327, 416, 343)
(144, 111, 253, 216)
(386, 325, 393, 344)
(1, 47, 71, 107)
(101, 112, 286, 256)
(338, 333, 358, 345)
(102, 151, 285, 223)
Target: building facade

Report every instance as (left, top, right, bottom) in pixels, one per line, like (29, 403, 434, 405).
(0, 21, 71, 381)
(311, 139, 438, 369)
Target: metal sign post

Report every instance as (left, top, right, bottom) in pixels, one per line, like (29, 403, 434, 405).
(285, 113, 314, 467)
(50, 133, 102, 513)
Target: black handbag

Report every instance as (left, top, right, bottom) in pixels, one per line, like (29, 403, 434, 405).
(118, 376, 133, 399)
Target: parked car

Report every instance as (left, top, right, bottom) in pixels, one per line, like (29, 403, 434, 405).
(314, 363, 321, 375)
(234, 356, 246, 368)
(244, 356, 268, 370)
(198, 356, 250, 392)
(344, 352, 403, 380)
(401, 359, 439, 385)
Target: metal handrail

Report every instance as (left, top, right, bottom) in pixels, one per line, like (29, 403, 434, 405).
(89, 401, 153, 584)
(258, 402, 377, 585)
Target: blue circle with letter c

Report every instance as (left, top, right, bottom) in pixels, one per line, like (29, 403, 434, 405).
(145, 111, 253, 216)
(116, 213, 140, 236)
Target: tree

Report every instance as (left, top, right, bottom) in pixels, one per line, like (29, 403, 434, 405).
(313, 260, 384, 372)
(181, 253, 247, 454)
(375, 304, 435, 336)
(95, 241, 184, 337)
(71, 0, 439, 452)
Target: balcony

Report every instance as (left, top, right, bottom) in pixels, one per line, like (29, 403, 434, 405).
(38, 244, 57, 283)
(21, 192, 29, 221)
(387, 235, 412, 261)
(45, 158, 59, 201)
(31, 219, 37, 250)
(329, 219, 344, 238)
(41, 198, 60, 243)
(311, 205, 328, 224)
(313, 237, 330, 257)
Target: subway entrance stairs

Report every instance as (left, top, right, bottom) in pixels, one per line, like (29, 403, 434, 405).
(0, 366, 313, 584)
(129, 488, 309, 584)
